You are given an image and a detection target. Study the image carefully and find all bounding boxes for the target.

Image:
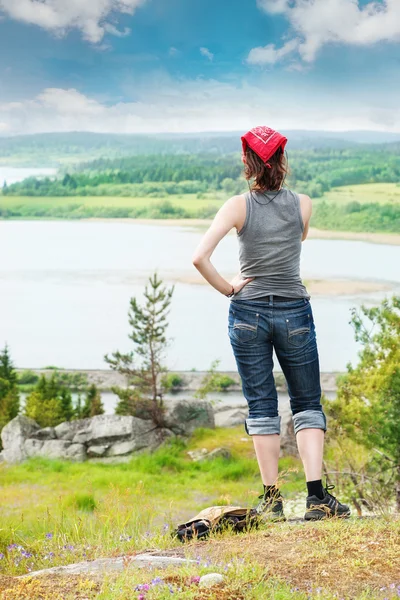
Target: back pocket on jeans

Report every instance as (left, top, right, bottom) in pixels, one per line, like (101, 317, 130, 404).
(229, 307, 259, 344)
(286, 313, 311, 347)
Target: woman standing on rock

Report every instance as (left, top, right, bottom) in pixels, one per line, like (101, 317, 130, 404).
(192, 125, 350, 521)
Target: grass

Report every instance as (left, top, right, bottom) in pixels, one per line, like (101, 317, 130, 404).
(0, 193, 225, 218)
(316, 183, 400, 206)
(0, 426, 399, 598)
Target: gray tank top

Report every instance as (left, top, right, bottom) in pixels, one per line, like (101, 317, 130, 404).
(233, 188, 310, 300)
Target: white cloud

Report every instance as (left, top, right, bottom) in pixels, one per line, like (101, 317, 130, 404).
(0, 0, 147, 43)
(251, 0, 400, 64)
(200, 47, 214, 61)
(1, 77, 399, 135)
(256, 0, 290, 14)
(247, 39, 299, 65)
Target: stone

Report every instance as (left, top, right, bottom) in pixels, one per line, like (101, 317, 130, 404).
(87, 445, 109, 457)
(71, 415, 153, 445)
(164, 399, 215, 435)
(19, 553, 196, 578)
(107, 428, 172, 456)
(187, 448, 208, 461)
(107, 440, 139, 456)
(199, 573, 224, 588)
(205, 447, 232, 461)
(188, 447, 232, 462)
(39, 440, 72, 459)
(0, 416, 40, 463)
(30, 427, 56, 440)
(65, 443, 86, 461)
(55, 419, 91, 441)
(214, 408, 247, 428)
(280, 418, 298, 457)
(24, 438, 44, 458)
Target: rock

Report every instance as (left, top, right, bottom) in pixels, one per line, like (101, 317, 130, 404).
(205, 447, 232, 461)
(187, 447, 232, 462)
(199, 573, 224, 589)
(39, 440, 72, 459)
(107, 440, 140, 456)
(71, 415, 154, 445)
(19, 553, 196, 578)
(0, 451, 4, 462)
(280, 418, 298, 457)
(87, 445, 109, 457)
(164, 399, 215, 435)
(187, 448, 208, 461)
(107, 428, 172, 457)
(1, 416, 40, 463)
(65, 443, 86, 461)
(214, 408, 247, 428)
(1, 415, 173, 464)
(24, 438, 44, 458)
(55, 419, 91, 441)
(30, 427, 56, 440)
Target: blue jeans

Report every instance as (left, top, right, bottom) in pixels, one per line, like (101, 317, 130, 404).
(228, 296, 327, 436)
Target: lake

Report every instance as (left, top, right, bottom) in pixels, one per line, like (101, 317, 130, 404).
(0, 167, 57, 186)
(0, 219, 398, 372)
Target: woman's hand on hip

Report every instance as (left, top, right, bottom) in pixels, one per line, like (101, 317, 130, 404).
(230, 273, 254, 294)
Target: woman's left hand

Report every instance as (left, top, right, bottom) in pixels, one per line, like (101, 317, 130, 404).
(230, 273, 254, 294)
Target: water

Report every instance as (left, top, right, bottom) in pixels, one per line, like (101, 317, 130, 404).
(0, 220, 398, 372)
(21, 390, 337, 417)
(0, 167, 57, 186)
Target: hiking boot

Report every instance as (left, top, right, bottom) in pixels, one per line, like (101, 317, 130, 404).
(304, 484, 351, 521)
(255, 486, 286, 522)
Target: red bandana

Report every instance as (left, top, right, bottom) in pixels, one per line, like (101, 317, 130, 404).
(241, 126, 287, 167)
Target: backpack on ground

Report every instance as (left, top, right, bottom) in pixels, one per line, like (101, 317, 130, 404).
(172, 505, 260, 543)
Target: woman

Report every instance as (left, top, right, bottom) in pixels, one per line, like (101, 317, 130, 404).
(192, 125, 350, 521)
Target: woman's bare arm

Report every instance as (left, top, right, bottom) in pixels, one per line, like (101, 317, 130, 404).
(192, 195, 253, 295)
(298, 193, 312, 241)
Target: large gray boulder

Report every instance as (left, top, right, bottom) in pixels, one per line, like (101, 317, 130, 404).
(1, 416, 40, 463)
(164, 399, 215, 435)
(1, 414, 173, 463)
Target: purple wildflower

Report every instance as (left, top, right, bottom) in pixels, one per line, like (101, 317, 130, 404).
(0, 553, 4, 560)
(45, 533, 53, 539)
(7, 544, 18, 551)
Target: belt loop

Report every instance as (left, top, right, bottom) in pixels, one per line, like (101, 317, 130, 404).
(269, 294, 273, 307)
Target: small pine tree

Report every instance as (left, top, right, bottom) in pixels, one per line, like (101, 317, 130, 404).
(105, 271, 174, 427)
(0, 345, 18, 390)
(82, 384, 104, 418)
(0, 345, 20, 449)
(24, 372, 75, 427)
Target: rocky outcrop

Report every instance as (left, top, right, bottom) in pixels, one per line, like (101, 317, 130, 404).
(0, 400, 215, 464)
(0, 416, 40, 463)
(164, 399, 215, 434)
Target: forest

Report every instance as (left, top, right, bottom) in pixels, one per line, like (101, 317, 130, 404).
(2, 147, 400, 200)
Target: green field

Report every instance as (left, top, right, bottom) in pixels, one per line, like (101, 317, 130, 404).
(0, 184, 400, 235)
(316, 183, 400, 205)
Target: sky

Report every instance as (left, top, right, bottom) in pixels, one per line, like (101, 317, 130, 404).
(0, 0, 399, 135)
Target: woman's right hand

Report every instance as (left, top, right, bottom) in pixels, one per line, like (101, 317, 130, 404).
(230, 272, 254, 294)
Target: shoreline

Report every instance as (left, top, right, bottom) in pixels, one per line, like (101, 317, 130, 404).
(16, 368, 343, 392)
(84, 218, 400, 246)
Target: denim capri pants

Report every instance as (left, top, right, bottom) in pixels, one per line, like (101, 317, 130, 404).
(228, 295, 327, 436)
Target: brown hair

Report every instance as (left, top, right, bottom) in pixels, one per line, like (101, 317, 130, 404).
(243, 146, 289, 192)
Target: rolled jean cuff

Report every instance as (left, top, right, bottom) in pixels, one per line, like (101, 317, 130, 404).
(245, 415, 281, 435)
(292, 409, 327, 435)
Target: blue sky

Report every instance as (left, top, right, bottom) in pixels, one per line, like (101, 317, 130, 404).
(0, 0, 399, 134)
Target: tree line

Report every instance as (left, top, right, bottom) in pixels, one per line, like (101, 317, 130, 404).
(2, 148, 400, 199)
